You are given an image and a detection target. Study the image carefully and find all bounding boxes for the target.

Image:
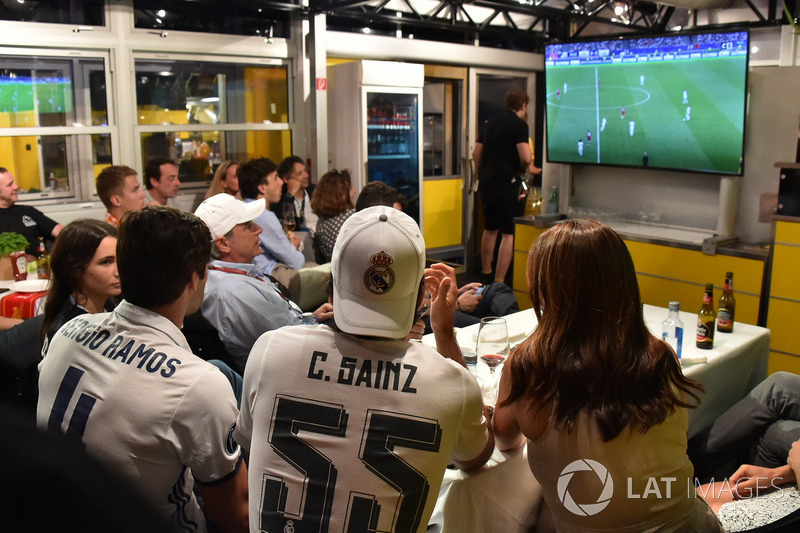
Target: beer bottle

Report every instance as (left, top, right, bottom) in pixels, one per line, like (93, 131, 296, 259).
(696, 283, 716, 350)
(717, 271, 736, 333)
(36, 237, 50, 279)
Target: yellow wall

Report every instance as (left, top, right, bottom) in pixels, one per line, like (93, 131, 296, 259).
(1, 110, 42, 190)
(513, 222, 767, 326)
(767, 220, 800, 375)
(512, 224, 545, 309)
(423, 178, 462, 248)
(244, 67, 289, 158)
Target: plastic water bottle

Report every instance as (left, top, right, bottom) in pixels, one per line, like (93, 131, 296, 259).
(662, 301, 684, 358)
(549, 185, 559, 214)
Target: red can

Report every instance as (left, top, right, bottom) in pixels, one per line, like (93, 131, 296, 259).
(9, 251, 27, 281)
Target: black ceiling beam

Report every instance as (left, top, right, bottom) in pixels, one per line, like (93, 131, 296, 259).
(743, 0, 768, 22)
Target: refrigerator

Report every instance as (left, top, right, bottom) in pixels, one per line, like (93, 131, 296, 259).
(328, 60, 424, 225)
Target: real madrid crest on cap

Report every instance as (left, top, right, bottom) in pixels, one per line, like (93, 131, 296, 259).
(364, 250, 395, 295)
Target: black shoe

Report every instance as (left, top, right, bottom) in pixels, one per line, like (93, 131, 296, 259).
(479, 272, 493, 285)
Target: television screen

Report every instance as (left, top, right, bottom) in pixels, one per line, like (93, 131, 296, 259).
(544, 30, 749, 175)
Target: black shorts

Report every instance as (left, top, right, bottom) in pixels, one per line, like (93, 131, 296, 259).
(480, 181, 519, 234)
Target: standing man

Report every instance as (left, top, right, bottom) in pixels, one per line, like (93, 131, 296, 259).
(37, 206, 248, 533)
(95, 165, 146, 227)
(273, 155, 318, 234)
(473, 88, 540, 284)
(0, 167, 63, 254)
(143, 156, 181, 206)
(234, 206, 494, 533)
(578, 138, 585, 157)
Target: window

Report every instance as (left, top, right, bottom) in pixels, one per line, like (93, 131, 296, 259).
(0, 53, 113, 202)
(134, 58, 292, 185)
(132, 0, 294, 37)
(0, 0, 104, 25)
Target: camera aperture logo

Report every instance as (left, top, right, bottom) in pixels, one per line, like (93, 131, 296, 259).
(557, 459, 614, 516)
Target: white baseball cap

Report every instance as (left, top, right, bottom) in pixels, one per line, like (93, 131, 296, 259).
(332, 205, 425, 338)
(194, 193, 265, 239)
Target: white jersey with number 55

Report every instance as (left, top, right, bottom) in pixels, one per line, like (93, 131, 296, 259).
(235, 324, 489, 533)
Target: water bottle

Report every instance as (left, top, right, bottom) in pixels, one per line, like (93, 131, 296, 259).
(549, 185, 559, 214)
(662, 301, 684, 358)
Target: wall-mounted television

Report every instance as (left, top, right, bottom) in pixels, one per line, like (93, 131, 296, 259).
(544, 30, 749, 175)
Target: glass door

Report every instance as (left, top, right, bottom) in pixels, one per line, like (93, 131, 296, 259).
(422, 66, 468, 263)
(366, 90, 421, 223)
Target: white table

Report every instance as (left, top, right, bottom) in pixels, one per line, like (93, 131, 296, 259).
(423, 305, 771, 533)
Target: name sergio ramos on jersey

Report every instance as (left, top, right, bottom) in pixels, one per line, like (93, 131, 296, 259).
(56, 317, 182, 378)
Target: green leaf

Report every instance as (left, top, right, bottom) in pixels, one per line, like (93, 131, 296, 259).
(0, 232, 30, 257)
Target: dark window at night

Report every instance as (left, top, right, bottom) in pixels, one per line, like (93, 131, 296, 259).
(0, 0, 104, 25)
(133, 0, 295, 38)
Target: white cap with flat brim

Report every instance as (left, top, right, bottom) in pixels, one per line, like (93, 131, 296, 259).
(332, 205, 425, 338)
(194, 193, 265, 239)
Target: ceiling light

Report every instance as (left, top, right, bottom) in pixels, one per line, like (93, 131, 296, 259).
(362, 27, 371, 34)
(156, 9, 166, 17)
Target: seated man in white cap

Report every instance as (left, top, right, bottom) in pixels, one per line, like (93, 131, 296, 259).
(194, 193, 333, 374)
(234, 205, 494, 533)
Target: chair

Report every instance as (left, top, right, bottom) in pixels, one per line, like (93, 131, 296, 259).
(0, 315, 45, 414)
(181, 310, 234, 368)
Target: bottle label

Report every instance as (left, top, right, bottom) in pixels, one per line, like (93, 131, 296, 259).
(697, 319, 713, 343)
(662, 328, 683, 358)
(717, 310, 733, 328)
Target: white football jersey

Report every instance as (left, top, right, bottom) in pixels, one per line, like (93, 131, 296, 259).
(38, 300, 241, 532)
(235, 324, 489, 533)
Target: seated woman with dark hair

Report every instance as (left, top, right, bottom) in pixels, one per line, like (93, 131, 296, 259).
(40, 219, 120, 350)
(309, 169, 355, 263)
(493, 219, 724, 532)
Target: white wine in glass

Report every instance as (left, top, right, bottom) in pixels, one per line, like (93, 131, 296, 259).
(282, 204, 297, 232)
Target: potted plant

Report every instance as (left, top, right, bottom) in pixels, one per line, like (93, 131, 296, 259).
(0, 232, 30, 281)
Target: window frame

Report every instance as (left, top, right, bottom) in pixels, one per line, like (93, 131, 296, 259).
(132, 52, 293, 191)
(0, 46, 117, 206)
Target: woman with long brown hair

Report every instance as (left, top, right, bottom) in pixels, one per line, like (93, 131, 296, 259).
(309, 169, 355, 263)
(493, 219, 723, 532)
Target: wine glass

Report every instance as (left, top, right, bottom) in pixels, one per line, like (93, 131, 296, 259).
(282, 203, 297, 233)
(475, 316, 510, 403)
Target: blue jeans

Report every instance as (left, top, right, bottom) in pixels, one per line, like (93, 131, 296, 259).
(705, 372, 800, 467)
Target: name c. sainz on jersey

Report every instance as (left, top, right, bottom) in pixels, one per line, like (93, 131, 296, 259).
(307, 350, 417, 393)
(58, 318, 181, 378)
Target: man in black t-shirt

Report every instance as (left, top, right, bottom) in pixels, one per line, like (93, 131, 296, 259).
(472, 89, 540, 284)
(0, 168, 63, 254)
